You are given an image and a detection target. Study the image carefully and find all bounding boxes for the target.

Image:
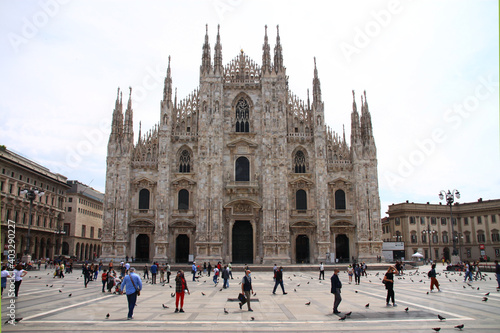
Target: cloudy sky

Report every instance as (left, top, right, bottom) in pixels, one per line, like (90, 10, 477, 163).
(1, 0, 498, 216)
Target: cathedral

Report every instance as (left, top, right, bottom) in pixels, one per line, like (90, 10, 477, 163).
(101, 25, 382, 264)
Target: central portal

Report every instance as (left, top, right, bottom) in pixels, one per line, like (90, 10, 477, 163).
(232, 220, 253, 264)
(136, 234, 150, 262)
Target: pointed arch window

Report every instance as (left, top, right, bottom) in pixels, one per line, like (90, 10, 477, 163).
(179, 150, 191, 173)
(178, 189, 189, 210)
(296, 190, 307, 210)
(235, 98, 250, 132)
(335, 190, 346, 210)
(139, 189, 150, 210)
(235, 156, 250, 181)
(294, 150, 306, 173)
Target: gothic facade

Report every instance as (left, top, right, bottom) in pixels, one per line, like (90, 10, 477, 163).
(101, 25, 382, 264)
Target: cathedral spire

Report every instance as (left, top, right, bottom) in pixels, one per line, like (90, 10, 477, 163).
(124, 87, 134, 141)
(361, 90, 374, 142)
(137, 121, 142, 144)
(111, 87, 124, 137)
(273, 25, 283, 73)
(307, 88, 310, 110)
(350, 90, 361, 146)
(201, 24, 212, 75)
(214, 24, 223, 74)
(312, 57, 322, 105)
(163, 56, 173, 105)
(262, 25, 271, 75)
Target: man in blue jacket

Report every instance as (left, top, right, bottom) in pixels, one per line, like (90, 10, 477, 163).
(121, 267, 143, 320)
(331, 268, 342, 314)
(150, 263, 158, 284)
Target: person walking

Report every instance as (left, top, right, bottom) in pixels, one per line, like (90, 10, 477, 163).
(331, 268, 342, 314)
(107, 269, 116, 292)
(207, 262, 212, 277)
(150, 263, 158, 284)
(1, 266, 11, 297)
(120, 267, 142, 320)
(383, 266, 398, 307)
(13, 264, 27, 298)
(191, 262, 197, 282)
(166, 263, 171, 284)
(354, 263, 361, 285)
(228, 262, 233, 279)
(143, 265, 149, 280)
(272, 266, 287, 295)
(175, 270, 190, 313)
(428, 264, 441, 292)
(222, 265, 230, 289)
(101, 269, 108, 292)
(213, 266, 219, 285)
(160, 264, 165, 283)
(319, 262, 325, 280)
(474, 261, 483, 281)
(464, 261, 473, 282)
(495, 260, 500, 291)
(239, 270, 254, 311)
(347, 264, 353, 284)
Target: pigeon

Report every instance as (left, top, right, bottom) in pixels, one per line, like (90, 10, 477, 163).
(59, 290, 62, 293)
(297, 284, 301, 287)
(169, 285, 172, 288)
(46, 284, 48, 287)
(305, 301, 311, 305)
(405, 307, 409, 312)
(294, 289, 297, 292)
(50, 285, 53, 287)
(251, 317, 255, 321)
(253, 292, 256, 296)
(339, 315, 347, 321)
(454, 324, 464, 330)
(427, 292, 429, 294)
(355, 290, 358, 293)
(307, 282, 310, 284)
(345, 311, 352, 316)
(485, 292, 490, 296)
(162, 304, 169, 308)
(432, 328, 441, 332)
(171, 293, 175, 297)
(365, 303, 369, 308)
(68, 294, 72, 297)
(438, 315, 446, 321)
(482, 297, 488, 302)
(201, 292, 206, 296)
(106, 313, 110, 319)
(477, 287, 480, 290)
(224, 308, 229, 314)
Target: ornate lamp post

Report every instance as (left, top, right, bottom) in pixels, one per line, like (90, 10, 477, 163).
(20, 187, 45, 256)
(439, 189, 460, 256)
(422, 224, 436, 262)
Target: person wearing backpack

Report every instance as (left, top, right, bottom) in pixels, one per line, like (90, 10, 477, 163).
(428, 264, 441, 292)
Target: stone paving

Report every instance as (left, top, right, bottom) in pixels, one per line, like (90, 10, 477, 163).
(1, 264, 500, 332)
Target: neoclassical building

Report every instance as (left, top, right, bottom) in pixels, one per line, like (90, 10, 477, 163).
(101, 26, 382, 264)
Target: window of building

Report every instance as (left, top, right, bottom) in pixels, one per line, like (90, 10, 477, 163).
(435, 248, 439, 258)
(235, 156, 250, 181)
(9, 184, 13, 194)
(431, 217, 437, 225)
(464, 217, 469, 225)
(294, 150, 306, 173)
(68, 197, 72, 203)
(441, 217, 447, 225)
(44, 217, 47, 227)
(296, 190, 307, 210)
(466, 248, 471, 258)
(465, 232, 471, 243)
(410, 217, 416, 224)
(64, 223, 70, 235)
(477, 231, 485, 243)
(235, 98, 250, 132)
(11, 171, 14, 177)
(138, 189, 150, 210)
(335, 190, 346, 210)
(90, 227, 95, 239)
(422, 234, 427, 243)
(395, 218, 400, 226)
(98, 228, 102, 239)
(179, 150, 191, 173)
(82, 225, 86, 238)
(67, 207, 72, 212)
(442, 232, 448, 243)
(432, 234, 438, 244)
(477, 216, 482, 224)
(492, 215, 497, 223)
(178, 189, 189, 210)
(491, 230, 500, 242)
(420, 217, 425, 225)
(410, 232, 417, 244)
(495, 248, 500, 257)
(452, 217, 456, 226)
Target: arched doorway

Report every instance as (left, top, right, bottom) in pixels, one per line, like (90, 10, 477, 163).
(175, 234, 189, 263)
(136, 234, 150, 262)
(232, 221, 253, 263)
(443, 247, 450, 262)
(296, 235, 310, 263)
(335, 234, 349, 263)
(62, 242, 69, 256)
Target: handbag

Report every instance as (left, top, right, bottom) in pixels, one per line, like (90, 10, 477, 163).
(130, 273, 140, 296)
(238, 293, 247, 304)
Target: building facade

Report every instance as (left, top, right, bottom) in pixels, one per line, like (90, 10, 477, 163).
(64, 180, 104, 261)
(383, 199, 500, 262)
(0, 147, 70, 261)
(101, 26, 383, 264)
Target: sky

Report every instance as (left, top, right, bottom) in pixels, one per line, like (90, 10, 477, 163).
(1, 0, 498, 217)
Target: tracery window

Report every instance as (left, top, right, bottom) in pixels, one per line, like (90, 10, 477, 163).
(179, 150, 191, 173)
(235, 98, 250, 132)
(294, 150, 306, 173)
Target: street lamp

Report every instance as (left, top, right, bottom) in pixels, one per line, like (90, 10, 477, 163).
(439, 189, 460, 256)
(20, 187, 44, 257)
(422, 224, 436, 262)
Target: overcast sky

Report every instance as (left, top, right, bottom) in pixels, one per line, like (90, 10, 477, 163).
(1, 0, 498, 217)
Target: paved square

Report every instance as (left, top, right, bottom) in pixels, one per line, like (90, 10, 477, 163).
(2, 264, 499, 332)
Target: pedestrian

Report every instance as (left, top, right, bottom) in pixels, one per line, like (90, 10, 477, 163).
(120, 262, 126, 279)
(428, 264, 441, 292)
(222, 265, 230, 289)
(191, 262, 197, 282)
(495, 260, 500, 291)
(239, 269, 254, 311)
(464, 261, 473, 282)
(93, 264, 99, 280)
(60, 262, 65, 278)
(143, 265, 149, 280)
(383, 266, 398, 307)
(272, 266, 287, 294)
(166, 263, 171, 283)
(354, 263, 361, 285)
(13, 264, 27, 298)
(125, 261, 131, 273)
(203, 262, 207, 275)
(474, 261, 483, 281)
(273, 264, 278, 282)
(207, 262, 212, 277)
(160, 264, 165, 283)
(120, 267, 142, 320)
(228, 262, 233, 279)
(175, 270, 190, 313)
(83, 264, 91, 288)
(107, 269, 116, 292)
(1, 266, 11, 297)
(362, 262, 367, 277)
(101, 269, 108, 292)
(213, 265, 219, 285)
(319, 262, 325, 280)
(347, 264, 353, 284)
(331, 268, 342, 314)
(151, 263, 158, 284)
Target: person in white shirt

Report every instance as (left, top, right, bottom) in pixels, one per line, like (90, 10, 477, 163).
(319, 262, 325, 280)
(1, 266, 11, 297)
(13, 264, 27, 297)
